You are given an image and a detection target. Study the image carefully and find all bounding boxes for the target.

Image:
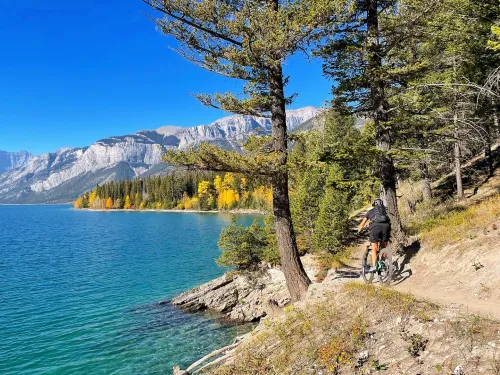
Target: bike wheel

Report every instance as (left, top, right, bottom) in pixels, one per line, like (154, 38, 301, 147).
(361, 249, 374, 284)
(377, 248, 393, 286)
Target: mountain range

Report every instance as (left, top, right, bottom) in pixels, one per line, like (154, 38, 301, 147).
(0, 151, 34, 174)
(0, 107, 321, 204)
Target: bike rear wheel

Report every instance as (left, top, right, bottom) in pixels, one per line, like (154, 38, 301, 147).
(377, 248, 393, 286)
(361, 249, 374, 284)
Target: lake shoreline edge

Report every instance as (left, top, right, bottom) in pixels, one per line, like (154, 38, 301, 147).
(74, 208, 267, 215)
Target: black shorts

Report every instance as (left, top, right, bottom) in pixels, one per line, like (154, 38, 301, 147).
(369, 223, 390, 243)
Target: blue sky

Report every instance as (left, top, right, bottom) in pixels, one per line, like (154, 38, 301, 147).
(0, 0, 332, 155)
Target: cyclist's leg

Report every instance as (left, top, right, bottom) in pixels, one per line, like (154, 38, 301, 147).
(369, 225, 381, 268)
(371, 241, 379, 267)
(379, 224, 390, 258)
(381, 224, 390, 249)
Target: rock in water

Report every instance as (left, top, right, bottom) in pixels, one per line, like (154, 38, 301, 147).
(171, 269, 291, 322)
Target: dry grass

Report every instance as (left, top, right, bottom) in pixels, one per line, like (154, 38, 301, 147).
(341, 282, 439, 323)
(205, 283, 500, 374)
(418, 193, 500, 249)
(446, 314, 500, 354)
(208, 283, 437, 375)
(210, 302, 368, 374)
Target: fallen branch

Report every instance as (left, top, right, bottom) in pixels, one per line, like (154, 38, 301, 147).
(174, 333, 250, 375)
(192, 351, 235, 374)
(185, 342, 240, 373)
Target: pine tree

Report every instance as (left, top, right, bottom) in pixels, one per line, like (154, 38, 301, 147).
(318, 0, 437, 248)
(313, 167, 351, 253)
(143, 0, 344, 300)
(290, 169, 324, 253)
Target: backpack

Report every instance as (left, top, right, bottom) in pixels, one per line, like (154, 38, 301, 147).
(372, 205, 389, 223)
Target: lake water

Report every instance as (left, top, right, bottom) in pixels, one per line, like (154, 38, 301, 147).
(0, 205, 257, 374)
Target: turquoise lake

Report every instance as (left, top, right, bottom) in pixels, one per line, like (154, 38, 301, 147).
(0, 205, 257, 374)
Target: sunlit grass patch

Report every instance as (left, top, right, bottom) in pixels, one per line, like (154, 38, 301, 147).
(210, 297, 369, 374)
(419, 194, 500, 248)
(341, 282, 434, 316)
(210, 284, 439, 374)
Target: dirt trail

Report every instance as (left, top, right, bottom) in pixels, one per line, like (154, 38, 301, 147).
(338, 243, 500, 320)
(394, 281, 500, 319)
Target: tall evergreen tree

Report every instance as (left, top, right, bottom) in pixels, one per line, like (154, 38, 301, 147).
(317, 0, 432, 247)
(143, 0, 346, 300)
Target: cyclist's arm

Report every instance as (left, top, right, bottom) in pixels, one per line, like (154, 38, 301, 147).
(357, 217, 369, 232)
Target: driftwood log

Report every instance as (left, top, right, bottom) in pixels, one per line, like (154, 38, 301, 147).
(172, 334, 249, 375)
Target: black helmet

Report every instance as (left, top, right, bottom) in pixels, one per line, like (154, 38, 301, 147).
(373, 198, 384, 207)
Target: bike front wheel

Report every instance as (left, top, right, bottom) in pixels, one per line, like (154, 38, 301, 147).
(361, 249, 374, 284)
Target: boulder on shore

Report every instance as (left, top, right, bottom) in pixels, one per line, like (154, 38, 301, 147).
(170, 255, 319, 322)
(171, 268, 291, 322)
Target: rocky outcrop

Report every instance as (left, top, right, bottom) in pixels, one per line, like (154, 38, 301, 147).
(0, 107, 321, 204)
(171, 257, 319, 322)
(171, 269, 291, 322)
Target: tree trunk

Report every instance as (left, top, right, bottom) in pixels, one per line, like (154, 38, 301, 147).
(417, 134, 432, 201)
(367, 0, 406, 249)
(420, 161, 433, 201)
(454, 112, 464, 199)
(484, 122, 494, 177)
(269, 65, 311, 302)
(494, 101, 499, 139)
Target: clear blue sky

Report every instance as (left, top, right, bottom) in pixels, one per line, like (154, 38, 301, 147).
(0, 0, 332, 155)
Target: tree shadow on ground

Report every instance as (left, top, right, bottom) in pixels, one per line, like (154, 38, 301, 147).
(391, 240, 420, 286)
(332, 267, 361, 280)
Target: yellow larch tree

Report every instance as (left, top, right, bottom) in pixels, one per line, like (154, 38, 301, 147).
(74, 196, 83, 209)
(252, 186, 273, 210)
(216, 173, 239, 210)
(88, 189, 97, 207)
(214, 175, 222, 194)
(105, 197, 113, 209)
(198, 180, 215, 210)
(124, 195, 131, 209)
(198, 180, 211, 197)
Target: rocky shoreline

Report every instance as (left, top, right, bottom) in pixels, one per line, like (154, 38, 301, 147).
(169, 255, 319, 323)
(76, 208, 266, 215)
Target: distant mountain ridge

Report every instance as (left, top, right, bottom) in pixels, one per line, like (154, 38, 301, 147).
(0, 107, 322, 204)
(0, 151, 33, 174)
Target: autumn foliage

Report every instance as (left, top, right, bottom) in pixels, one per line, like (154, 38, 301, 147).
(73, 171, 271, 212)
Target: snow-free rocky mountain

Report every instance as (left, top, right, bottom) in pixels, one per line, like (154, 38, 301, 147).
(0, 107, 321, 204)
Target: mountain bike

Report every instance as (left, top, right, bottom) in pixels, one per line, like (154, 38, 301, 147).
(361, 241, 393, 286)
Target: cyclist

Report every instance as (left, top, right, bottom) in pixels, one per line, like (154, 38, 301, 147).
(357, 198, 391, 273)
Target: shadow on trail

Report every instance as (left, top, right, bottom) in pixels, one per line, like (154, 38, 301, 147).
(332, 267, 361, 280)
(391, 240, 420, 286)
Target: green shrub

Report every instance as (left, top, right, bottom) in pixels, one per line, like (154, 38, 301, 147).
(314, 186, 351, 253)
(217, 216, 279, 270)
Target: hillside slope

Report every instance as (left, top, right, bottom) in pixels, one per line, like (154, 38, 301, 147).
(174, 157, 500, 375)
